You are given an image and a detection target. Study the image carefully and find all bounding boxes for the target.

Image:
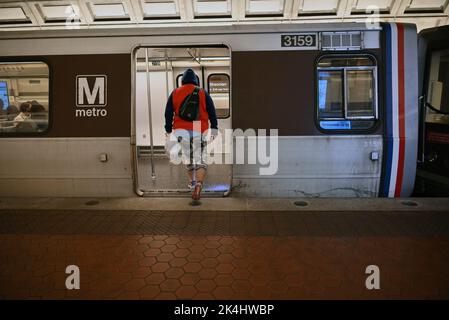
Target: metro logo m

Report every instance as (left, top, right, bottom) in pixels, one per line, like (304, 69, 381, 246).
(76, 75, 107, 107)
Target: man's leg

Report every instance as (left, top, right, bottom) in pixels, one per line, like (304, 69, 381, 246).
(192, 167, 205, 200)
(193, 137, 208, 184)
(194, 168, 207, 184)
(191, 136, 207, 200)
(187, 137, 196, 188)
(177, 132, 196, 188)
(186, 167, 206, 189)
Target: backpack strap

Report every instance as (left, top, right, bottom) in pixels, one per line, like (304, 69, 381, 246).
(192, 86, 200, 96)
(192, 87, 201, 119)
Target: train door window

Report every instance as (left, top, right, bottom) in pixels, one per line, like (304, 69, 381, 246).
(207, 73, 230, 118)
(317, 56, 377, 131)
(0, 61, 49, 134)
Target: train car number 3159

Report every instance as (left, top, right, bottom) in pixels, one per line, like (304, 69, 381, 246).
(281, 34, 317, 48)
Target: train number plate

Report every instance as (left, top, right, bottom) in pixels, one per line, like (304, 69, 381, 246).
(281, 34, 317, 48)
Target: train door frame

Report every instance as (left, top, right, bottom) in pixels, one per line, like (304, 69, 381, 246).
(130, 43, 233, 197)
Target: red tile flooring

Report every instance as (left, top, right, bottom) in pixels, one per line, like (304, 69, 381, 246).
(1, 234, 449, 299)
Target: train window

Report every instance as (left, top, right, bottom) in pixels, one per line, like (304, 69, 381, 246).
(207, 73, 230, 118)
(346, 69, 376, 118)
(317, 56, 377, 131)
(318, 70, 344, 118)
(0, 61, 50, 135)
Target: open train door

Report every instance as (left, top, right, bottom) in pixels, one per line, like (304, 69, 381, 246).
(133, 46, 232, 197)
(416, 25, 449, 196)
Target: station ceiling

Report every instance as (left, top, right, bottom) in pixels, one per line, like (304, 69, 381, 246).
(0, 0, 448, 32)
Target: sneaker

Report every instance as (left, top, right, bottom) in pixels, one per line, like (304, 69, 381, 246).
(192, 182, 203, 201)
(188, 180, 196, 189)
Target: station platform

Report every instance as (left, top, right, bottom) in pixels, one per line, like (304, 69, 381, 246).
(0, 197, 449, 300)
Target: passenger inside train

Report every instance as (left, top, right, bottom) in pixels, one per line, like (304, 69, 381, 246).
(0, 62, 49, 133)
(14, 102, 32, 126)
(6, 105, 18, 121)
(164, 68, 218, 201)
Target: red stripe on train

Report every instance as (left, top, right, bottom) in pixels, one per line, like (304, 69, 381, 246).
(395, 23, 406, 197)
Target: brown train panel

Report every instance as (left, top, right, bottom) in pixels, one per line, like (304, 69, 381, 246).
(232, 50, 383, 136)
(44, 54, 131, 138)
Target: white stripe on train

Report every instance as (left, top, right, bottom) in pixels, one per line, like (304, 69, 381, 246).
(389, 23, 400, 198)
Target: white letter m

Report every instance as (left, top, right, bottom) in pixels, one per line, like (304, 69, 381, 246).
(77, 76, 106, 106)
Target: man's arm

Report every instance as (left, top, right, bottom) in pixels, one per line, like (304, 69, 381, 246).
(205, 91, 218, 135)
(164, 93, 174, 134)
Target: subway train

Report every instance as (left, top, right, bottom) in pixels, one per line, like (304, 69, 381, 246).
(0, 22, 448, 198)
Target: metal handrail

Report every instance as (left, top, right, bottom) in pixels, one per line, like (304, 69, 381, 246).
(145, 48, 156, 179)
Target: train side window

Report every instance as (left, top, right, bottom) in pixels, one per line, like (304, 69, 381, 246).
(346, 69, 376, 119)
(317, 56, 377, 131)
(0, 61, 50, 135)
(207, 73, 230, 118)
(318, 70, 344, 118)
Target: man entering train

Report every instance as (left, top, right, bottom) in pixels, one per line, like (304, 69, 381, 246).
(164, 68, 218, 201)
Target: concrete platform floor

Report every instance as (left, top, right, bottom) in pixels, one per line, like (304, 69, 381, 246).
(0, 197, 448, 299)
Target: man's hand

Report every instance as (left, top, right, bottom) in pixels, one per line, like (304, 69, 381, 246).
(210, 129, 218, 141)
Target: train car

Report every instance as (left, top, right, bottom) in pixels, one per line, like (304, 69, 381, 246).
(0, 22, 419, 198)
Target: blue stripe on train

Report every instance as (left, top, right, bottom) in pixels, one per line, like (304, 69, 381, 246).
(381, 23, 394, 197)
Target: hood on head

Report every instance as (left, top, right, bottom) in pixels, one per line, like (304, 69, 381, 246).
(181, 68, 199, 86)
